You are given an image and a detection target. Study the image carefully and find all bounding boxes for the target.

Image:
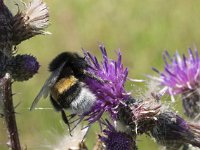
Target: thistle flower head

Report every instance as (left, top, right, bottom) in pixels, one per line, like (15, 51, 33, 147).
(12, 0, 50, 45)
(82, 45, 130, 123)
(152, 49, 200, 118)
(99, 120, 137, 150)
(9, 54, 40, 81)
(153, 48, 200, 95)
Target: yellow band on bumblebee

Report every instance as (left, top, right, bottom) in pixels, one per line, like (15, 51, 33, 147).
(51, 76, 78, 100)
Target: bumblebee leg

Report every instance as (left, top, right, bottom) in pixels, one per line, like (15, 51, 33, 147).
(61, 110, 72, 136)
(70, 116, 84, 132)
(67, 113, 76, 121)
(69, 117, 80, 124)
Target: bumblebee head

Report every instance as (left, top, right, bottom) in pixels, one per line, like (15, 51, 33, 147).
(48, 52, 93, 78)
(70, 53, 89, 70)
(49, 52, 70, 72)
(49, 52, 88, 71)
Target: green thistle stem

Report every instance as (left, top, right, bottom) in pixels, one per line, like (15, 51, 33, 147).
(1, 73, 21, 150)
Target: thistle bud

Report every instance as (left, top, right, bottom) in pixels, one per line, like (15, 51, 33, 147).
(9, 54, 39, 81)
(150, 112, 200, 149)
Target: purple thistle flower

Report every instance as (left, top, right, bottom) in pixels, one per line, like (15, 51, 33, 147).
(153, 49, 200, 118)
(153, 49, 200, 95)
(9, 54, 40, 81)
(99, 120, 137, 150)
(82, 45, 130, 123)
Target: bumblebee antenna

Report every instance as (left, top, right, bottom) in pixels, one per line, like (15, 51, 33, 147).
(83, 70, 109, 84)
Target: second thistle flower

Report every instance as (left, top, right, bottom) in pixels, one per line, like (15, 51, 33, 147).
(153, 49, 200, 119)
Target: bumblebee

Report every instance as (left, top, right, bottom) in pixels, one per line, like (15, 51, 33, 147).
(30, 52, 102, 134)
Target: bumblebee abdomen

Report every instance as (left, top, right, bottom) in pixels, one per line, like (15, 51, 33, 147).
(70, 84, 96, 115)
(51, 76, 78, 100)
(59, 83, 81, 108)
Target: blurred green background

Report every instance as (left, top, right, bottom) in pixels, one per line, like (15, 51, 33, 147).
(1, 0, 200, 149)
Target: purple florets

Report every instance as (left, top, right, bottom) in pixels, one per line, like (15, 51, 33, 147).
(99, 120, 137, 150)
(82, 45, 130, 123)
(153, 48, 200, 95)
(152, 48, 200, 118)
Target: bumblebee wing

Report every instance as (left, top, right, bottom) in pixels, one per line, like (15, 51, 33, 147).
(30, 63, 65, 110)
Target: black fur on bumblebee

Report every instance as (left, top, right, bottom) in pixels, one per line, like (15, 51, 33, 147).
(30, 52, 105, 135)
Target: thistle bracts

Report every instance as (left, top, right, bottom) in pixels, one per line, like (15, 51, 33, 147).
(117, 97, 161, 135)
(150, 111, 200, 149)
(12, 0, 50, 45)
(152, 49, 200, 119)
